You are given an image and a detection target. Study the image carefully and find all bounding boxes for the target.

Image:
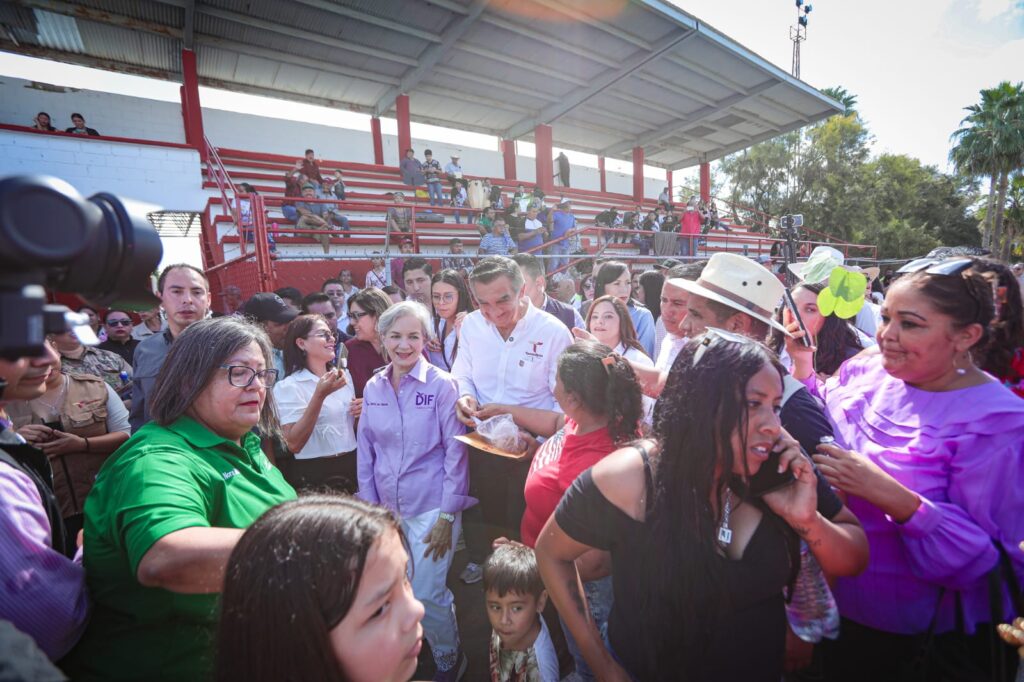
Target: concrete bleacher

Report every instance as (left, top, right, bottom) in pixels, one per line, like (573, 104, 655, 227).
(204, 146, 777, 271)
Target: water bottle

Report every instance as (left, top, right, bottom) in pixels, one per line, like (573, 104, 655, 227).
(785, 542, 841, 643)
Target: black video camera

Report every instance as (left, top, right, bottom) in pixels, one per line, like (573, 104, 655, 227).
(0, 175, 163, 361)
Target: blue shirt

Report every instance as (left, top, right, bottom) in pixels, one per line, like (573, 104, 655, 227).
(479, 232, 516, 256)
(357, 358, 475, 516)
(551, 210, 575, 239)
(628, 302, 656, 358)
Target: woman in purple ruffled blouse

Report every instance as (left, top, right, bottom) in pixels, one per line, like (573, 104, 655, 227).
(786, 260, 1024, 680)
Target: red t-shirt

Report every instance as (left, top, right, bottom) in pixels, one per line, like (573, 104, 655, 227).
(520, 420, 616, 547)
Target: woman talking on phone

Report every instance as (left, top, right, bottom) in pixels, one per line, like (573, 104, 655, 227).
(273, 313, 359, 493)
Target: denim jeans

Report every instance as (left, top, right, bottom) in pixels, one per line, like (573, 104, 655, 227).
(427, 181, 444, 206)
(560, 575, 614, 681)
(548, 239, 571, 273)
(678, 235, 693, 258)
(282, 204, 298, 222)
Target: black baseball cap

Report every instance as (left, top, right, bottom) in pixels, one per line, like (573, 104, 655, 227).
(243, 293, 299, 324)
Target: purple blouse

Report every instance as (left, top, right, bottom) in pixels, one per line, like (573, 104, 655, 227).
(357, 357, 476, 517)
(804, 354, 1024, 635)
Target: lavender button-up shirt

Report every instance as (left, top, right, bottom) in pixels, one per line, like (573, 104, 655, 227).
(357, 358, 476, 517)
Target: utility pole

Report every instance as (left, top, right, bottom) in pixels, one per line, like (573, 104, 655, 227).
(790, 0, 812, 79)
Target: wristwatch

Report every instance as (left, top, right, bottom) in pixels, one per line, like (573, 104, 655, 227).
(438, 512, 456, 523)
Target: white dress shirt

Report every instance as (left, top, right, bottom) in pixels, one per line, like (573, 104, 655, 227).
(655, 332, 687, 373)
(273, 368, 357, 458)
(451, 300, 572, 411)
(617, 344, 656, 425)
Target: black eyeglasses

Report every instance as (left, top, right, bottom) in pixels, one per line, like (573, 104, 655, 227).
(306, 331, 335, 342)
(349, 310, 372, 322)
(220, 365, 279, 388)
(106, 319, 133, 327)
(896, 257, 973, 276)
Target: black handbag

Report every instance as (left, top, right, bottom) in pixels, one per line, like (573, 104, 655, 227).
(907, 543, 1021, 682)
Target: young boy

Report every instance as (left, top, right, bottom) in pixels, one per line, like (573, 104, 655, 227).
(484, 544, 559, 682)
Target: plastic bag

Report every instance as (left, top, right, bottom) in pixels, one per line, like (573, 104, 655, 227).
(474, 414, 527, 454)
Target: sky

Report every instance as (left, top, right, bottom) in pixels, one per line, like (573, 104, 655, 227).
(2, 0, 1022, 265)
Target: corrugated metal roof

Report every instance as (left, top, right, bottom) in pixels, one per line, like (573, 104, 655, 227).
(0, 0, 843, 168)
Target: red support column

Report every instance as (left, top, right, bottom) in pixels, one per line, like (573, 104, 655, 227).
(598, 156, 607, 193)
(370, 117, 384, 165)
(666, 169, 673, 202)
(396, 94, 411, 165)
(699, 161, 711, 204)
(180, 49, 205, 158)
(501, 139, 516, 180)
(632, 146, 644, 204)
(534, 124, 553, 193)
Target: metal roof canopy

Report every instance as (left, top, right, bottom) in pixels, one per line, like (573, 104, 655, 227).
(0, 0, 843, 169)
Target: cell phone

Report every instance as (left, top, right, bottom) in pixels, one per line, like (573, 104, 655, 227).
(783, 288, 812, 348)
(745, 449, 797, 497)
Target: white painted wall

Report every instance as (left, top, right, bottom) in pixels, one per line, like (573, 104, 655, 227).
(0, 129, 206, 210)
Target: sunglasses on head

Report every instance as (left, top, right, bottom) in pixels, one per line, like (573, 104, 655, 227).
(692, 327, 756, 366)
(896, 257, 973, 276)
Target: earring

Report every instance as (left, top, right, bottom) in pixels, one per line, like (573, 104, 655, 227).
(953, 352, 969, 376)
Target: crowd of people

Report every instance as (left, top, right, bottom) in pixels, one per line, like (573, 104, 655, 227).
(2, 244, 1024, 682)
(28, 111, 101, 136)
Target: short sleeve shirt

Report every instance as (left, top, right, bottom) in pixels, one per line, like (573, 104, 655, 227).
(63, 417, 296, 681)
(273, 369, 357, 458)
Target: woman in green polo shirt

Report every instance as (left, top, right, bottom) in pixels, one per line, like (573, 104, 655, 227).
(63, 317, 297, 681)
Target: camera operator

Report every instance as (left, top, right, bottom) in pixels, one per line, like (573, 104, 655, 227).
(129, 264, 211, 432)
(0, 346, 90, 662)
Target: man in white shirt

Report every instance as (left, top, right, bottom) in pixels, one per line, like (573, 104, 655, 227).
(451, 256, 572, 582)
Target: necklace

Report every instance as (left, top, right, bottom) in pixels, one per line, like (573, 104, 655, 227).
(34, 375, 67, 416)
(717, 490, 733, 546)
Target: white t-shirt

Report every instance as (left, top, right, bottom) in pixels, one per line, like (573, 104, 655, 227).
(273, 368, 357, 458)
(451, 301, 572, 410)
(653, 316, 667, 361)
(854, 300, 881, 339)
(104, 384, 131, 434)
(619, 344, 656, 425)
(655, 332, 687, 373)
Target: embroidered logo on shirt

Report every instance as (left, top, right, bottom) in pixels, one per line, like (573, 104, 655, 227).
(415, 392, 435, 407)
(222, 469, 240, 480)
(365, 400, 390, 407)
(528, 341, 545, 357)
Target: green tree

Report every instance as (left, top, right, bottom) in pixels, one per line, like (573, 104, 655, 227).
(820, 86, 858, 117)
(949, 81, 1024, 252)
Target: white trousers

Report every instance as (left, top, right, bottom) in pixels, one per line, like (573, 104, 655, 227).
(403, 508, 462, 671)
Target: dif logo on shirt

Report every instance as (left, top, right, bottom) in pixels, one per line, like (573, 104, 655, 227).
(415, 392, 435, 407)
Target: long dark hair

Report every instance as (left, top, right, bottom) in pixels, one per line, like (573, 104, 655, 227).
(430, 269, 474, 369)
(586, 295, 644, 355)
(557, 340, 643, 444)
(639, 270, 665, 321)
(594, 260, 629, 300)
(215, 495, 408, 682)
(282, 314, 334, 377)
(770, 282, 865, 376)
(640, 334, 787, 673)
(967, 258, 1023, 380)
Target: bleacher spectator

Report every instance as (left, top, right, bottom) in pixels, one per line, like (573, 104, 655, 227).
(274, 286, 303, 309)
(52, 330, 132, 402)
(282, 168, 306, 222)
(390, 237, 416, 290)
(513, 253, 583, 332)
(422, 149, 444, 207)
(444, 154, 463, 191)
(512, 184, 528, 212)
(129, 264, 211, 432)
(402, 257, 433, 306)
(386, 191, 413, 234)
(65, 113, 99, 136)
(131, 306, 165, 340)
(478, 216, 516, 256)
(488, 181, 505, 210)
(595, 206, 620, 245)
(658, 186, 672, 210)
(451, 178, 468, 224)
(98, 309, 140, 365)
(477, 205, 496, 235)
(555, 151, 571, 188)
(0, 344, 89, 661)
(327, 170, 346, 201)
(365, 252, 389, 289)
(400, 148, 424, 186)
(442, 238, 474, 276)
(549, 199, 576, 272)
(296, 185, 349, 253)
(300, 148, 324, 186)
(241, 293, 298, 376)
(32, 111, 56, 131)
(517, 206, 546, 252)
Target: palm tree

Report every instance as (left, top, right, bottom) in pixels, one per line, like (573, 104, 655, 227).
(820, 86, 858, 118)
(949, 81, 1024, 251)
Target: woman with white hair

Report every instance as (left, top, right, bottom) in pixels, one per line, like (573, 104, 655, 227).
(356, 301, 475, 680)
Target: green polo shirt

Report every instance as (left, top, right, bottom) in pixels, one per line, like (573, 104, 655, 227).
(63, 416, 296, 681)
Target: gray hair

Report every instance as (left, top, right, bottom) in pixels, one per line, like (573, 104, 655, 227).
(149, 316, 281, 438)
(469, 256, 525, 294)
(376, 301, 435, 359)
